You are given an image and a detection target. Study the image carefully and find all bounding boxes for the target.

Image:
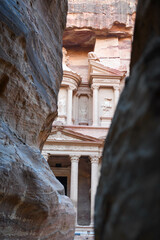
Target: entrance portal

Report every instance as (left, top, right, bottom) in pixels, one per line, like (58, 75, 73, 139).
(48, 155, 71, 197)
(78, 156, 91, 226)
(57, 176, 67, 195)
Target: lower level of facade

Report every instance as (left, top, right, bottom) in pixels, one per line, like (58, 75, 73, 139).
(42, 125, 106, 238)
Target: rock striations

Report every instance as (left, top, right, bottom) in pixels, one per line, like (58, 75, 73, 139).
(64, 0, 137, 75)
(67, 0, 136, 30)
(95, 0, 160, 240)
(0, 1, 75, 239)
(65, 0, 137, 46)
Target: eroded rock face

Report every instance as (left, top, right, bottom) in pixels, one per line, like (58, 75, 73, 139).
(95, 1, 160, 240)
(64, 0, 137, 76)
(64, 0, 137, 48)
(0, 1, 75, 239)
(67, 0, 136, 30)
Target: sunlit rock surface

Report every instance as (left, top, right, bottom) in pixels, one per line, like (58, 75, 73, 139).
(95, 1, 160, 240)
(64, 0, 137, 75)
(67, 0, 136, 30)
(0, 0, 75, 239)
(65, 0, 137, 46)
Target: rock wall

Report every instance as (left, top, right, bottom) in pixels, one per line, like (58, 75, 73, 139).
(64, 0, 137, 76)
(95, 0, 160, 240)
(65, 0, 137, 44)
(0, 1, 75, 239)
(67, 0, 136, 31)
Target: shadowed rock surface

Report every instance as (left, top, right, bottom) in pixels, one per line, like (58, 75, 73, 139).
(0, 0, 75, 239)
(95, 0, 160, 239)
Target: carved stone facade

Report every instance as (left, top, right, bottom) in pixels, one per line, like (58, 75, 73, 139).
(42, 127, 103, 238)
(42, 51, 126, 239)
(54, 52, 126, 129)
(42, 1, 137, 239)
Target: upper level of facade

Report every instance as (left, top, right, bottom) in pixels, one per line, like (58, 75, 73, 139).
(53, 0, 137, 138)
(53, 51, 126, 129)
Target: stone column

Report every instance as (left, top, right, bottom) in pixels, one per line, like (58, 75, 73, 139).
(75, 93, 79, 125)
(92, 85, 99, 126)
(67, 86, 74, 125)
(70, 155, 80, 224)
(90, 155, 99, 225)
(114, 85, 120, 108)
(87, 93, 92, 126)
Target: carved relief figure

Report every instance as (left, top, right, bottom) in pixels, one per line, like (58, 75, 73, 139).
(80, 107, 88, 121)
(88, 51, 100, 61)
(79, 96, 89, 123)
(62, 47, 70, 66)
(58, 97, 66, 115)
(101, 97, 112, 116)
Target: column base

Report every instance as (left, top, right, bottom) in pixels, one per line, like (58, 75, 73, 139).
(89, 222, 94, 227)
(75, 225, 94, 240)
(92, 124, 98, 127)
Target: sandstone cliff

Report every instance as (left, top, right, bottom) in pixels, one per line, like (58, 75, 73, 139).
(95, 0, 160, 239)
(64, 0, 137, 78)
(65, 0, 137, 45)
(0, 1, 75, 239)
(67, 0, 136, 31)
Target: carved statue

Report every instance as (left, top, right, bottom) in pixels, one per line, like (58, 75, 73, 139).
(62, 47, 70, 66)
(58, 97, 66, 115)
(80, 107, 88, 121)
(101, 97, 112, 116)
(79, 96, 88, 122)
(88, 51, 100, 61)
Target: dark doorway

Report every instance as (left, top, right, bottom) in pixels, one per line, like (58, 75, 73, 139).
(57, 176, 67, 195)
(78, 156, 91, 225)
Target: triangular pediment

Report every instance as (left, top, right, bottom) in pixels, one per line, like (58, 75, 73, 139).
(89, 60, 125, 76)
(47, 130, 82, 141)
(47, 127, 101, 143)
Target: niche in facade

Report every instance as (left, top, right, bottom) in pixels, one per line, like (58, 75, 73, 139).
(78, 95, 89, 125)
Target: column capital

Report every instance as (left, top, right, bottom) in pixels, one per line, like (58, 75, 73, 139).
(113, 85, 120, 91)
(92, 85, 99, 90)
(68, 85, 75, 91)
(70, 155, 80, 163)
(75, 92, 80, 97)
(90, 155, 99, 164)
